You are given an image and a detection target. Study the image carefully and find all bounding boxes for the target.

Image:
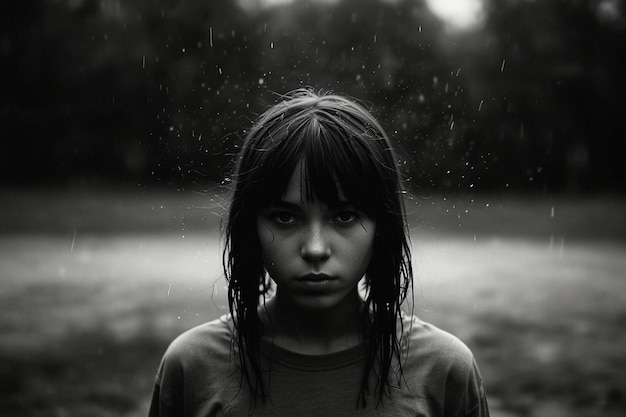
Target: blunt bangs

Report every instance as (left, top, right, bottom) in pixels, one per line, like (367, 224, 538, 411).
(239, 94, 397, 219)
(300, 118, 388, 217)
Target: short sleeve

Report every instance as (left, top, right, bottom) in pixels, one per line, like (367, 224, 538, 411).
(463, 359, 490, 417)
(147, 347, 184, 417)
(146, 316, 237, 417)
(401, 316, 491, 417)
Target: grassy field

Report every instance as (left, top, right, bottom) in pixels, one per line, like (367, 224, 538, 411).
(1, 187, 625, 416)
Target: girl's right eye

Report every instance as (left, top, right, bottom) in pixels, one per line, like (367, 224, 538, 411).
(273, 212, 298, 225)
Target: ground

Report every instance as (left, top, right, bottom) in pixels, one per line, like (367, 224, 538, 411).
(1, 187, 625, 416)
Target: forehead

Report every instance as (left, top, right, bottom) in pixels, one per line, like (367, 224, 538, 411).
(279, 161, 347, 205)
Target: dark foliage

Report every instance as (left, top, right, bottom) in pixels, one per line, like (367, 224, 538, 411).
(1, 0, 624, 192)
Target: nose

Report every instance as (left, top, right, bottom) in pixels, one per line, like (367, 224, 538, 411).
(300, 222, 331, 262)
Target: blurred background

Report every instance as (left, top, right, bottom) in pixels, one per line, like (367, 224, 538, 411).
(1, 0, 625, 416)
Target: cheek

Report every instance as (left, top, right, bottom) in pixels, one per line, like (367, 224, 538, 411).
(359, 238, 375, 267)
(257, 220, 272, 251)
(347, 223, 376, 265)
(360, 221, 377, 252)
(363, 226, 377, 266)
(257, 216, 269, 235)
(256, 220, 283, 269)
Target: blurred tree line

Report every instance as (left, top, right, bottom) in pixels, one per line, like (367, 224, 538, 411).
(2, 0, 624, 193)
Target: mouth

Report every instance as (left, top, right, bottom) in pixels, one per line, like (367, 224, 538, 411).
(296, 273, 335, 283)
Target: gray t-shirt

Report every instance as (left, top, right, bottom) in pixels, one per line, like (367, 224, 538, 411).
(149, 314, 489, 416)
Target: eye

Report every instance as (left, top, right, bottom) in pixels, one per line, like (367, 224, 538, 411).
(273, 212, 298, 225)
(332, 211, 358, 224)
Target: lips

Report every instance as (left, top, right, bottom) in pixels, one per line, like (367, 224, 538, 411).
(297, 273, 335, 283)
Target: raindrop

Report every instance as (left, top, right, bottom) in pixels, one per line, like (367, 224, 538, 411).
(70, 230, 76, 252)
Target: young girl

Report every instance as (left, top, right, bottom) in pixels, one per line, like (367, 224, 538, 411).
(148, 89, 490, 416)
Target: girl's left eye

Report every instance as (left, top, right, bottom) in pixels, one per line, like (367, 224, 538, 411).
(333, 211, 358, 224)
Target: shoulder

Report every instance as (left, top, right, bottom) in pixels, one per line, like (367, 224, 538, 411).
(398, 315, 490, 416)
(152, 315, 241, 412)
(400, 315, 475, 367)
(398, 315, 482, 386)
(159, 314, 235, 373)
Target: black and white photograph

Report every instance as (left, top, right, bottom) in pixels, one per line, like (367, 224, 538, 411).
(2, 0, 625, 416)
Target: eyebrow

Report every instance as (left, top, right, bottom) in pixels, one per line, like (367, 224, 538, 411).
(267, 200, 355, 211)
(267, 201, 302, 212)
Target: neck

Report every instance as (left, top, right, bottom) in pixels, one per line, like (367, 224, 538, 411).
(261, 292, 365, 355)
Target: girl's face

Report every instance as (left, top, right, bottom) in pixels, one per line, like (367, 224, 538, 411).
(257, 163, 376, 312)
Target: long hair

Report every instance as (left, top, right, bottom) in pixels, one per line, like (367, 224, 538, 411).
(223, 88, 413, 407)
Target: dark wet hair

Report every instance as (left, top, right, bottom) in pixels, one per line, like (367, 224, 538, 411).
(223, 88, 413, 407)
